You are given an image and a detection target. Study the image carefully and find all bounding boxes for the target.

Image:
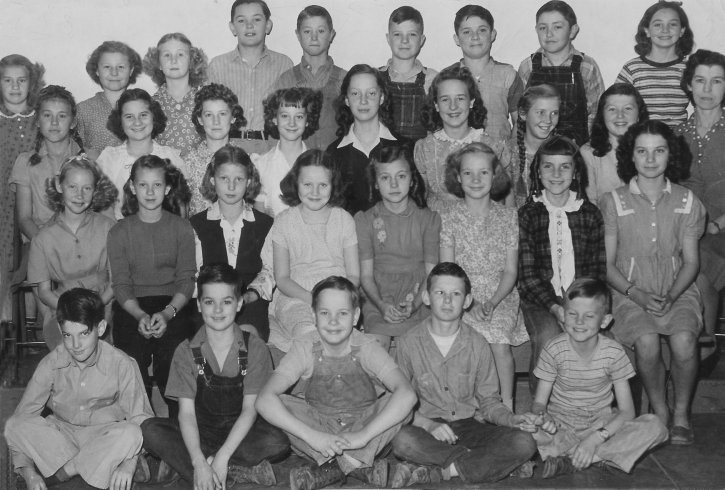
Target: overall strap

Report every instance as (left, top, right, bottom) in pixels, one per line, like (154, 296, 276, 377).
(192, 347, 213, 377)
(531, 52, 544, 70)
(238, 330, 250, 375)
(570, 54, 583, 72)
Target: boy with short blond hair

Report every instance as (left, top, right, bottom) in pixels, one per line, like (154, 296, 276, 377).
(517, 0, 604, 145)
(274, 5, 347, 150)
(4, 288, 153, 490)
(380, 6, 438, 142)
(209, 0, 293, 154)
(525, 277, 668, 478)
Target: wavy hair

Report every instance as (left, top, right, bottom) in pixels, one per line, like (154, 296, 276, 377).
(515, 84, 561, 189)
(142, 33, 208, 88)
(589, 83, 648, 157)
(527, 135, 588, 202)
(30, 85, 85, 166)
(0, 54, 45, 108)
(420, 65, 487, 133)
(263, 87, 323, 140)
(199, 144, 261, 203)
(45, 156, 118, 213)
(634, 1, 694, 58)
(121, 155, 191, 217)
(191, 83, 246, 136)
(444, 142, 511, 202)
(280, 149, 345, 207)
(85, 41, 142, 86)
(616, 120, 691, 184)
(367, 143, 426, 208)
(107, 88, 167, 141)
(681, 49, 725, 107)
(334, 64, 394, 138)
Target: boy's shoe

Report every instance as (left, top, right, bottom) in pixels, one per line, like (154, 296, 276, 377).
(133, 454, 151, 483)
(155, 460, 180, 484)
(542, 456, 576, 479)
(229, 460, 277, 486)
(390, 462, 442, 488)
(349, 459, 388, 487)
(669, 425, 695, 446)
(290, 460, 346, 490)
(510, 460, 536, 478)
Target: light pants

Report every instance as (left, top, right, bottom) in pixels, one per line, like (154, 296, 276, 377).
(5, 414, 142, 488)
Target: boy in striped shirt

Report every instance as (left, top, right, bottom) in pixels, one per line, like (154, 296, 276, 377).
(527, 277, 667, 478)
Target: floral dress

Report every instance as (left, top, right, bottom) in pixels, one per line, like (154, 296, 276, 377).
(440, 200, 527, 345)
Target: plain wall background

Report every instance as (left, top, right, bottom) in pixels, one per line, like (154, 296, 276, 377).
(2, 0, 725, 102)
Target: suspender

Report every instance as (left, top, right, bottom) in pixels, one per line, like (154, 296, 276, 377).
(192, 330, 250, 377)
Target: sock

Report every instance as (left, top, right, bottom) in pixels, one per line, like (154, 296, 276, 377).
(442, 463, 459, 480)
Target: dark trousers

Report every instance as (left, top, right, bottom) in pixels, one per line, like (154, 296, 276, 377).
(141, 416, 290, 483)
(392, 418, 536, 483)
(521, 301, 562, 394)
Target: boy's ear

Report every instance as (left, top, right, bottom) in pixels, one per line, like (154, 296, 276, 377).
(491, 29, 497, 44)
(420, 34, 427, 49)
(330, 29, 337, 44)
(453, 33, 461, 48)
(265, 19, 273, 36)
(385, 32, 392, 49)
(353, 306, 361, 326)
(96, 320, 107, 338)
(422, 289, 431, 306)
(569, 24, 580, 40)
(229, 21, 237, 37)
(463, 293, 473, 310)
(600, 313, 613, 330)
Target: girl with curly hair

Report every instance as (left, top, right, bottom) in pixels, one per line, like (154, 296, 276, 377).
(143, 33, 208, 157)
(328, 64, 397, 215)
(191, 145, 273, 340)
(27, 156, 117, 349)
(581, 83, 648, 203)
(97, 88, 189, 219)
(184, 83, 247, 214)
(76, 41, 142, 156)
(601, 120, 704, 445)
(265, 149, 358, 357)
(414, 65, 509, 212)
(108, 154, 194, 418)
(254, 87, 322, 216)
(616, 1, 695, 127)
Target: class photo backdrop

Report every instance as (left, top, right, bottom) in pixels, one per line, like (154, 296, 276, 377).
(3, 0, 725, 102)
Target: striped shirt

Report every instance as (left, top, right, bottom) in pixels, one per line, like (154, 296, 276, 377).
(616, 56, 689, 128)
(208, 46, 293, 131)
(534, 333, 634, 418)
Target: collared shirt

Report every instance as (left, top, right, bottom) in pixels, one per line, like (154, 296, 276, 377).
(28, 211, 115, 291)
(165, 324, 273, 400)
(395, 318, 513, 426)
(253, 142, 306, 217)
(518, 46, 604, 129)
(381, 58, 437, 93)
(194, 201, 255, 272)
(337, 123, 397, 156)
(76, 92, 122, 154)
(208, 46, 293, 130)
(153, 85, 202, 157)
(9, 340, 152, 468)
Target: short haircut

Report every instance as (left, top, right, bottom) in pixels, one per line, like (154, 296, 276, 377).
(297, 5, 333, 30)
(191, 83, 246, 135)
(444, 142, 511, 202)
(199, 144, 261, 203)
(389, 6, 424, 29)
(589, 83, 649, 157)
(527, 135, 588, 202)
(107, 88, 167, 141)
(426, 262, 472, 296)
(616, 120, 692, 184)
(536, 0, 577, 26)
(197, 263, 242, 299)
(367, 142, 427, 208)
(420, 65, 487, 133)
(85, 41, 143, 86)
(263, 87, 323, 140)
(311, 276, 360, 311)
(0, 54, 46, 108)
(634, 1, 693, 58)
(454, 4, 494, 32)
(142, 32, 208, 88)
(231, 0, 270, 20)
(280, 149, 345, 207)
(565, 277, 611, 314)
(56, 288, 105, 330)
(681, 49, 725, 107)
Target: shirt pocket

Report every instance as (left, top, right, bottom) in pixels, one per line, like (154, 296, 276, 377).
(457, 372, 475, 399)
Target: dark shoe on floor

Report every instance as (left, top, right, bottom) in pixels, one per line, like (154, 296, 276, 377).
(349, 458, 388, 487)
(670, 425, 695, 446)
(229, 460, 277, 486)
(133, 454, 151, 483)
(290, 460, 346, 490)
(542, 456, 576, 479)
(154, 459, 180, 484)
(510, 460, 536, 478)
(390, 462, 442, 488)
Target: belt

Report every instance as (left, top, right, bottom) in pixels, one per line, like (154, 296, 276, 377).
(231, 128, 268, 140)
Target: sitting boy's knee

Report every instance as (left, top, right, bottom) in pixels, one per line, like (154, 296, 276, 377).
(107, 421, 143, 446)
(509, 430, 537, 457)
(4, 414, 40, 441)
(391, 425, 423, 455)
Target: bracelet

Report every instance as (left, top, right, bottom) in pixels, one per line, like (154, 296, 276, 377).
(164, 304, 178, 318)
(711, 221, 721, 232)
(624, 284, 635, 297)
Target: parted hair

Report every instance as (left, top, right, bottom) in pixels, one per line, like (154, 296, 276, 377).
(334, 64, 394, 138)
(589, 83, 649, 157)
(142, 32, 208, 88)
(681, 49, 725, 107)
(45, 156, 118, 214)
(426, 262, 472, 296)
(29, 85, 85, 166)
(107, 88, 167, 141)
(311, 276, 360, 311)
(367, 142, 427, 208)
(121, 154, 191, 217)
(197, 263, 242, 299)
(634, 1, 694, 58)
(565, 277, 612, 314)
(263, 87, 323, 140)
(57, 288, 105, 331)
(85, 41, 142, 86)
(444, 142, 511, 202)
(420, 65, 487, 133)
(280, 149, 345, 207)
(191, 83, 246, 136)
(199, 144, 261, 203)
(527, 135, 588, 202)
(0, 54, 45, 108)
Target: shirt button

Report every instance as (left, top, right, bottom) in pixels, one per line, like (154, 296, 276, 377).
(652, 237, 657, 242)
(77, 255, 82, 259)
(80, 382, 85, 387)
(452, 411, 456, 416)
(651, 222, 656, 227)
(444, 387, 449, 391)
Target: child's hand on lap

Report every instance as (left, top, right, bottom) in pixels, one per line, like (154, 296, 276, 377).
(109, 456, 137, 490)
(383, 303, 407, 323)
(571, 434, 600, 470)
(511, 413, 539, 433)
(194, 458, 222, 490)
(427, 421, 458, 444)
(470, 300, 487, 322)
(307, 429, 350, 458)
(340, 430, 371, 450)
(208, 454, 228, 490)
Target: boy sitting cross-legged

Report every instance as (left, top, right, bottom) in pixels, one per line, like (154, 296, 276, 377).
(256, 275, 417, 490)
(524, 277, 668, 478)
(4, 288, 154, 490)
(141, 264, 289, 489)
(391, 262, 537, 487)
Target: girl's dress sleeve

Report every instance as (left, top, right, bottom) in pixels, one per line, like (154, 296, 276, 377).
(598, 191, 619, 237)
(682, 191, 707, 239)
(340, 209, 358, 248)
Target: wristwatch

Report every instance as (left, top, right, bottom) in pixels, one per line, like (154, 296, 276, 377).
(596, 427, 610, 441)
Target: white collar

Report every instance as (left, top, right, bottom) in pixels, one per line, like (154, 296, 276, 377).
(205, 200, 255, 223)
(337, 123, 396, 153)
(629, 178, 672, 195)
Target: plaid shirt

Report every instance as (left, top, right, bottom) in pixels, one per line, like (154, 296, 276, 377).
(518, 200, 606, 310)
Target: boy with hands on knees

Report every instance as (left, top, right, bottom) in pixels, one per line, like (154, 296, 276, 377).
(4, 288, 153, 490)
(256, 276, 416, 490)
(525, 278, 668, 478)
